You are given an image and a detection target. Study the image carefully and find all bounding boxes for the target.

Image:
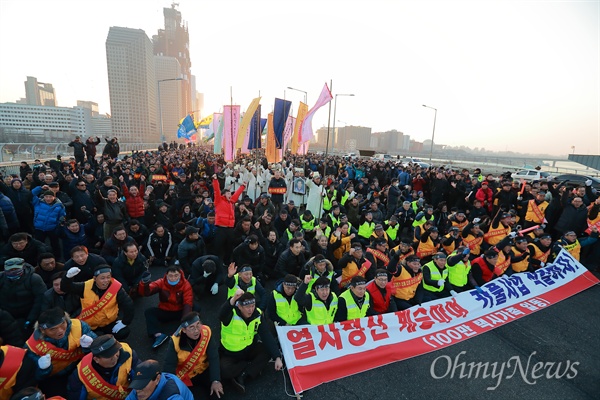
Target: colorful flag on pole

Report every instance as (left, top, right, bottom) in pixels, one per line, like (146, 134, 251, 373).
(213, 113, 223, 154)
(282, 115, 295, 152)
(248, 105, 262, 150)
(291, 102, 308, 154)
(266, 112, 281, 163)
(236, 97, 261, 149)
(177, 115, 197, 139)
(223, 105, 240, 161)
(198, 114, 213, 129)
(273, 98, 292, 149)
(299, 83, 332, 142)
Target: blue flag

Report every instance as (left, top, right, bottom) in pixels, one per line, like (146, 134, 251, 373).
(177, 115, 197, 139)
(273, 98, 291, 149)
(248, 105, 262, 150)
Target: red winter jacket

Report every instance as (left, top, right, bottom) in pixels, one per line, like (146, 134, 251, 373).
(139, 274, 193, 314)
(366, 280, 392, 314)
(213, 178, 245, 227)
(121, 182, 145, 218)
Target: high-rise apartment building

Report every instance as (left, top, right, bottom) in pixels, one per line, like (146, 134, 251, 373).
(153, 4, 192, 116)
(106, 26, 158, 143)
(77, 100, 99, 117)
(154, 55, 183, 142)
(24, 76, 56, 106)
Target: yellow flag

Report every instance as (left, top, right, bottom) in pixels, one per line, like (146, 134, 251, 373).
(291, 102, 308, 154)
(198, 115, 213, 126)
(266, 113, 278, 163)
(236, 97, 261, 149)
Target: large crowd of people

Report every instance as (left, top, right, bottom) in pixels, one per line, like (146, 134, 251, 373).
(0, 137, 599, 399)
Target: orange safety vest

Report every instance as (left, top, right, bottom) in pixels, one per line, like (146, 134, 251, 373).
(585, 213, 600, 235)
(462, 234, 483, 255)
(493, 251, 511, 276)
(76, 343, 133, 400)
(442, 234, 458, 255)
(366, 248, 390, 267)
(390, 267, 423, 300)
(511, 247, 529, 273)
(0, 345, 26, 399)
(531, 244, 551, 263)
(172, 325, 212, 386)
(484, 223, 511, 246)
(25, 319, 84, 376)
(417, 237, 438, 258)
(452, 219, 469, 232)
(79, 279, 121, 330)
(340, 258, 372, 289)
(525, 200, 548, 224)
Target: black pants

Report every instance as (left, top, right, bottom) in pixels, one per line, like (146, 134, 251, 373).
(190, 370, 222, 399)
(394, 298, 418, 311)
(214, 226, 233, 263)
(145, 307, 184, 336)
(35, 229, 60, 255)
(219, 341, 271, 380)
(94, 320, 130, 340)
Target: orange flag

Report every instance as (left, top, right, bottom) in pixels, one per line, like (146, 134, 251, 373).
(291, 102, 308, 154)
(266, 113, 277, 163)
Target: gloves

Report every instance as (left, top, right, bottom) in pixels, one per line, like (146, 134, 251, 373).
(141, 270, 152, 283)
(508, 232, 517, 238)
(475, 286, 483, 294)
(273, 321, 280, 327)
(80, 334, 94, 348)
(66, 267, 81, 278)
(517, 196, 522, 201)
(437, 279, 445, 287)
(203, 271, 212, 278)
(586, 179, 592, 186)
(473, 218, 481, 224)
(210, 283, 219, 295)
(462, 248, 470, 256)
(38, 354, 52, 369)
(450, 290, 458, 296)
(112, 320, 126, 333)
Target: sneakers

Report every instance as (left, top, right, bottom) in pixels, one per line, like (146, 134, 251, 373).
(152, 333, 169, 349)
(231, 373, 246, 394)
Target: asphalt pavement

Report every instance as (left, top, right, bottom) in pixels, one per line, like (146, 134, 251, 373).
(130, 266, 600, 400)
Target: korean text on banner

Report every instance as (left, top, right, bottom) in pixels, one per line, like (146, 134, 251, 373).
(276, 250, 599, 394)
(223, 105, 240, 161)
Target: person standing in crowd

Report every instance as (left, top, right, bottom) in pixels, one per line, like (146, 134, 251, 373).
(212, 174, 246, 263)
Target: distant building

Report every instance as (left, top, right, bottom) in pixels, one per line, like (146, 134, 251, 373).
(335, 125, 372, 152)
(77, 100, 99, 117)
(153, 4, 192, 119)
(409, 139, 424, 153)
(0, 103, 91, 142)
(24, 76, 56, 107)
(91, 114, 112, 138)
(106, 26, 159, 143)
(154, 55, 183, 142)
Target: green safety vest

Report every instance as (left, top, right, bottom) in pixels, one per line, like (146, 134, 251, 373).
(307, 270, 335, 292)
(339, 290, 370, 321)
(384, 221, 400, 241)
(227, 275, 257, 298)
(301, 217, 315, 232)
(323, 190, 337, 211)
(273, 291, 302, 325)
(412, 214, 432, 228)
(411, 201, 419, 213)
(330, 214, 341, 228)
(220, 309, 262, 352)
(285, 229, 294, 241)
(306, 292, 338, 325)
(358, 221, 375, 239)
(340, 191, 350, 206)
(422, 261, 448, 293)
(317, 226, 332, 238)
(446, 251, 471, 287)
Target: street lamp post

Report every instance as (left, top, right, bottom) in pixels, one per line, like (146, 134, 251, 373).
(331, 94, 354, 154)
(286, 86, 307, 104)
(422, 104, 437, 162)
(158, 78, 183, 143)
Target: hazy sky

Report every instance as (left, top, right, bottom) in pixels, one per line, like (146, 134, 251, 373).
(0, 0, 598, 156)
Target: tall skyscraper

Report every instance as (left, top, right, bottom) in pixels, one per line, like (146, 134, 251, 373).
(106, 26, 158, 143)
(153, 4, 192, 117)
(24, 76, 56, 106)
(154, 55, 183, 142)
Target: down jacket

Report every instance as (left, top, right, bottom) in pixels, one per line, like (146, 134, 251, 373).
(31, 186, 66, 232)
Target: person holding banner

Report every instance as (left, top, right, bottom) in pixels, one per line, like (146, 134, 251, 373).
(446, 247, 476, 292)
(552, 228, 598, 262)
(510, 236, 532, 273)
(421, 253, 457, 303)
(365, 269, 397, 314)
(24, 307, 96, 398)
(164, 312, 223, 398)
(60, 264, 134, 340)
(387, 254, 424, 310)
(266, 274, 304, 326)
(218, 290, 283, 394)
(295, 276, 338, 325)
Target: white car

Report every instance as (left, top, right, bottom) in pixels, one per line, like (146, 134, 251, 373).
(512, 169, 553, 182)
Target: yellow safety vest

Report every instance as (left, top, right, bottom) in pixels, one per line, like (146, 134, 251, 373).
(273, 291, 302, 325)
(339, 290, 370, 321)
(80, 279, 120, 330)
(323, 191, 337, 211)
(422, 261, 448, 293)
(227, 275, 257, 299)
(390, 267, 422, 300)
(511, 247, 529, 273)
(358, 221, 375, 239)
(384, 222, 399, 241)
(301, 217, 315, 232)
(561, 240, 581, 261)
(306, 293, 338, 325)
(171, 326, 211, 380)
(220, 309, 262, 352)
(446, 252, 471, 287)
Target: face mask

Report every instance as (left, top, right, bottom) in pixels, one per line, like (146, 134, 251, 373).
(5, 269, 24, 280)
(203, 271, 212, 278)
(168, 278, 180, 286)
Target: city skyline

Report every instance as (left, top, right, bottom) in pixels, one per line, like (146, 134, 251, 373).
(0, 0, 598, 156)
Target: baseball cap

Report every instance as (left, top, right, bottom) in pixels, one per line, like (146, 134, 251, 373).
(432, 252, 447, 259)
(129, 360, 161, 390)
(38, 307, 66, 330)
(4, 258, 25, 270)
